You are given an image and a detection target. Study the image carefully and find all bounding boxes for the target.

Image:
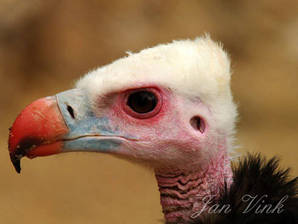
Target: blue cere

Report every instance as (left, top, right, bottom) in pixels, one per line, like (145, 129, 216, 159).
(56, 89, 123, 152)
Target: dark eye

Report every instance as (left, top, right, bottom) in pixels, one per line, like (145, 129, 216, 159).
(123, 88, 162, 119)
(127, 91, 157, 113)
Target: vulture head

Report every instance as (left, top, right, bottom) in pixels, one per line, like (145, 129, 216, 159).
(9, 36, 237, 223)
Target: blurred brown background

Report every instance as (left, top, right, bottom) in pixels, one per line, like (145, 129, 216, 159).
(0, 1, 297, 223)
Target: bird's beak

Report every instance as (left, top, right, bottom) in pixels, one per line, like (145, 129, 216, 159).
(8, 89, 123, 173)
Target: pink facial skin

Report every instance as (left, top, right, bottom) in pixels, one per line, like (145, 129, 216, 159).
(92, 84, 232, 222)
(94, 84, 224, 170)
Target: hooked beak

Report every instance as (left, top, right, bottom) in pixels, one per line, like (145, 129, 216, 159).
(8, 96, 66, 173)
(8, 89, 123, 173)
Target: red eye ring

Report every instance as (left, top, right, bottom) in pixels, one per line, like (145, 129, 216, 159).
(122, 88, 163, 119)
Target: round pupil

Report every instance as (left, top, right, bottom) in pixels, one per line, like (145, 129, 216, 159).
(127, 91, 157, 113)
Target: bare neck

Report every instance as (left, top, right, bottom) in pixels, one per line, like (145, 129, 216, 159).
(155, 152, 232, 223)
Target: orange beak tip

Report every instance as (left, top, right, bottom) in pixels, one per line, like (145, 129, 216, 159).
(8, 97, 68, 174)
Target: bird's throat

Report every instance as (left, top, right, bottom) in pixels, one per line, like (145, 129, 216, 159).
(155, 152, 232, 223)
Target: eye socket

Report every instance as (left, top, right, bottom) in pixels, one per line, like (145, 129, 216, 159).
(127, 91, 157, 113)
(123, 88, 162, 119)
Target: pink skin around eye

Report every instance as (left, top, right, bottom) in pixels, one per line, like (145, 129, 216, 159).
(106, 86, 211, 164)
(107, 86, 208, 145)
(110, 86, 171, 125)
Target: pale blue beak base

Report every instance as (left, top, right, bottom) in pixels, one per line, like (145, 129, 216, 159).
(56, 89, 122, 153)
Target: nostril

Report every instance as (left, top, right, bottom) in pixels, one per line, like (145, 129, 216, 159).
(67, 105, 75, 119)
(190, 116, 205, 133)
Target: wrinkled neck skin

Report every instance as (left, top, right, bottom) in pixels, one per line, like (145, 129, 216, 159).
(155, 150, 232, 224)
